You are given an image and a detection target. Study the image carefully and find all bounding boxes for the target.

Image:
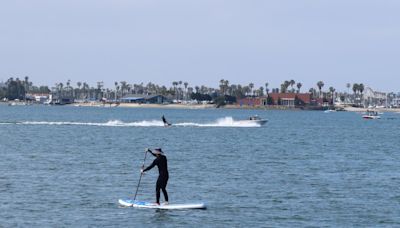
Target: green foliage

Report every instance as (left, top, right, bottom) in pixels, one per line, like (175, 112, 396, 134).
(212, 95, 236, 107)
(6, 79, 26, 100)
(30, 86, 51, 94)
(0, 87, 6, 99)
(190, 92, 212, 101)
(213, 96, 226, 108)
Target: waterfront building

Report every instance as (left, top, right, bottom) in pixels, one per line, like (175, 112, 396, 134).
(120, 94, 169, 104)
(26, 93, 50, 103)
(237, 93, 319, 108)
(268, 93, 312, 107)
(49, 90, 74, 105)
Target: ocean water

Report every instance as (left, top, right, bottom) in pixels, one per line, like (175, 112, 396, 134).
(1, 104, 400, 227)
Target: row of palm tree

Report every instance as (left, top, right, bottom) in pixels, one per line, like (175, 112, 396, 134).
(279, 80, 303, 93)
(49, 79, 342, 102)
(2, 76, 372, 105)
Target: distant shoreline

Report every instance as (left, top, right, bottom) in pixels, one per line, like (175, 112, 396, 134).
(3, 101, 400, 112)
(69, 103, 400, 112)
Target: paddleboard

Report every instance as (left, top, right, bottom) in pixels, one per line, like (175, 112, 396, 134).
(118, 199, 206, 210)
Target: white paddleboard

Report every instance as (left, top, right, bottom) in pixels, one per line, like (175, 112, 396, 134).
(118, 199, 206, 210)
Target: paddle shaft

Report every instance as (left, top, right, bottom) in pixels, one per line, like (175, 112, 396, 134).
(133, 150, 148, 201)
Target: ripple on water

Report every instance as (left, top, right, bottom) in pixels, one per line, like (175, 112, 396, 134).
(0, 107, 400, 226)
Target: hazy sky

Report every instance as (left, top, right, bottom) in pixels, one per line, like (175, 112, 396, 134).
(1, 0, 399, 92)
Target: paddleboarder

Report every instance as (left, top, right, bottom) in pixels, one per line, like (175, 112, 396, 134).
(141, 148, 169, 205)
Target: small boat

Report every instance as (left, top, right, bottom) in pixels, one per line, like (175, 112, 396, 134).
(324, 109, 336, 113)
(362, 110, 381, 119)
(240, 115, 268, 125)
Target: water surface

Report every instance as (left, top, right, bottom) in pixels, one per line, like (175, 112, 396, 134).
(1, 105, 399, 227)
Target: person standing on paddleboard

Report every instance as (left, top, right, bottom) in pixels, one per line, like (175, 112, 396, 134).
(141, 148, 169, 205)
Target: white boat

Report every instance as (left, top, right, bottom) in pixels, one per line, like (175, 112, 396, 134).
(239, 115, 268, 125)
(362, 110, 381, 119)
(324, 109, 336, 113)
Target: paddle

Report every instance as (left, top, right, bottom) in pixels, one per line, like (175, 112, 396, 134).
(133, 148, 149, 201)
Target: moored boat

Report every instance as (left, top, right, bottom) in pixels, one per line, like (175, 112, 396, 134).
(362, 110, 381, 119)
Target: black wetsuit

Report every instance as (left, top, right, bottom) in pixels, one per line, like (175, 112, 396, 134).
(143, 154, 169, 204)
(162, 116, 169, 126)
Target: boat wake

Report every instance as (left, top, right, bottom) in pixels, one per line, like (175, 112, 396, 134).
(15, 120, 165, 127)
(175, 117, 261, 127)
(1, 117, 262, 128)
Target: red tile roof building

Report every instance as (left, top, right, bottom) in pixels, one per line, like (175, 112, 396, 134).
(237, 93, 318, 107)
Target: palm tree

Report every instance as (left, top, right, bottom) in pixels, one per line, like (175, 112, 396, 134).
(317, 81, 324, 98)
(66, 79, 72, 97)
(346, 83, 351, 103)
(281, 81, 287, 93)
(84, 83, 90, 99)
(359, 83, 364, 94)
(243, 86, 251, 96)
(249, 83, 254, 96)
(309, 88, 317, 97)
(352, 83, 358, 94)
(120, 81, 128, 97)
(290, 80, 295, 92)
(23, 76, 29, 101)
(187, 87, 193, 98)
(114, 81, 118, 100)
(77, 82, 82, 99)
(296, 83, 302, 93)
(219, 79, 225, 95)
(184, 82, 188, 100)
(224, 80, 229, 95)
(58, 82, 64, 98)
(24, 76, 29, 93)
(352, 83, 359, 105)
(359, 83, 365, 107)
(178, 81, 182, 98)
(97, 81, 104, 100)
(264, 83, 269, 95)
(259, 86, 264, 96)
(329, 87, 336, 104)
(172, 81, 178, 100)
(346, 83, 351, 94)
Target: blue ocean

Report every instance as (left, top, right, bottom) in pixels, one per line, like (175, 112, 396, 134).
(1, 104, 399, 227)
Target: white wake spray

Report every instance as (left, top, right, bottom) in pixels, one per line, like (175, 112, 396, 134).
(175, 117, 261, 127)
(17, 120, 165, 127)
(5, 117, 262, 128)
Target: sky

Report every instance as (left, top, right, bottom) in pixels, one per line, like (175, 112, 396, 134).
(1, 0, 399, 92)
